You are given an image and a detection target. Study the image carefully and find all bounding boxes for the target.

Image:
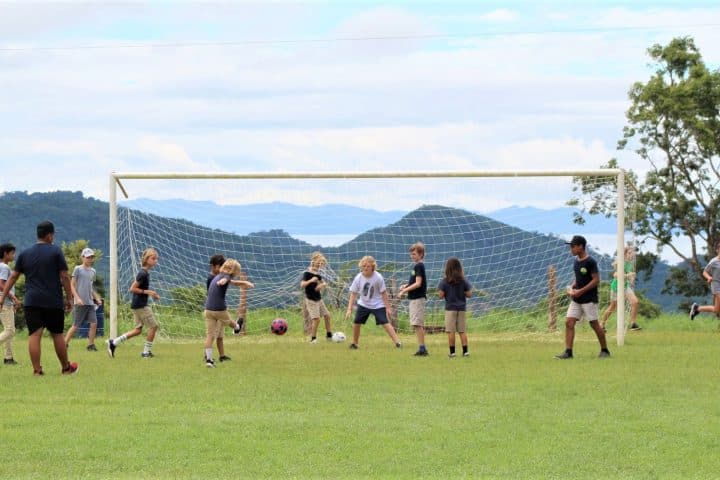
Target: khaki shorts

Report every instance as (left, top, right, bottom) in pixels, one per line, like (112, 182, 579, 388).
(132, 306, 158, 329)
(408, 298, 426, 326)
(444, 310, 467, 333)
(566, 301, 599, 322)
(204, 309, 232, 339)
(305, 298, 329, 320)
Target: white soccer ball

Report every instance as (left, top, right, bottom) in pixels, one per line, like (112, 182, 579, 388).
(332, 331, 346, 343)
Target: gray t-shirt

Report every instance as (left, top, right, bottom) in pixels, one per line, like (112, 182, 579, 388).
(72, 265, 96, 305)
(0, 262, 14, 307)
(349, 271, 387, 309)
(704, 257, 720, 294)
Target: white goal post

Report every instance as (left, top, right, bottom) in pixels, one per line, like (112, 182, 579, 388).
(108, 169, 628, 345)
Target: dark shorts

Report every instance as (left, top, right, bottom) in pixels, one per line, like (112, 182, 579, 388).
(25, 306, 65, 335)
(354, 305, 389, 325)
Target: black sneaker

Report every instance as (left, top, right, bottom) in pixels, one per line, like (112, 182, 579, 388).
(62, 362, 79, 375)
(395, 342, 402, 349)
(218, 355, 231, 362)
(554, 351, 573, 359)
(141, 352, 154, 358)
(106, 339, 116, 358)
(598, 350, 611, 358)
(233, 318, 243, 335)
(3, 358, 18, 365)
(349, 344, 358, 350)
(413, 350, 429, 356)
(206, 358, 215, 368)
(690, 303, 699, 320)
(629, 323, 642, 331)
(86, 344, 98, 351)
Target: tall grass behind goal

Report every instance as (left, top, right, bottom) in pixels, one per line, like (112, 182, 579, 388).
(109, 171, 632, 344)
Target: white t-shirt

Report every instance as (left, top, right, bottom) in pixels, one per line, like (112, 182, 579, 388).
(0, 262, 14, 307)
(349, 270, 387, 310)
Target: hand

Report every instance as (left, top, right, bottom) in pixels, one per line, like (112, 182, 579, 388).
(149, 290, 160, 300)
(64, 298, 73, 313)
(345, 308, 352, 320)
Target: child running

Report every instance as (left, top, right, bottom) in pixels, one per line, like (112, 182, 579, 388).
(204, 259, 254, 367)
(438, 257, 472, 358)
(345, 256, 401, 350)
(301, 251, 333, 343)
(64, 248, 102, 351)
(690, 242, 720, 320)
(398, 242, 429, 356)
(107, 248, 160, 358)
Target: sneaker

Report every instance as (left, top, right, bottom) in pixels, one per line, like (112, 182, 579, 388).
(598, 350, 611, 358)
(629, 323, 642, 331)
(86, 344, 98, 351)
(462, 351, 470, 357)
(310, 338, 318, 344)
(33, 368, 44, 376)
(233, 318, 243, 335)
(206, 358, 215, 368)
(326, 333, 333, 341)
(690, 302, 700, 320)
(62, 362, 79, 375)
(554, 351, 573, 359)
(141, 352, 154, 358)
(3, 358, 18, 365)
(413, 350, 429, 356)
(218, 355, 231, 362)
(448, 353, 456, 358)
(395, 342, 402, 349)
(106, 339, 116, 358)
(349, 344, 358, 350)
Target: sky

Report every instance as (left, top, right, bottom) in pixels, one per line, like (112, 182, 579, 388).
(1, 1, 719, 251)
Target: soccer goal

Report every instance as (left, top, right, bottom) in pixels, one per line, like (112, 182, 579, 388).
(108, 170, 632, 345)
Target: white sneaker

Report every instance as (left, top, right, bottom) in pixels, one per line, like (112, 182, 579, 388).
(205, 358, 215, 368)
(310, 338, 318, 344)
(448, 353, 456, 358)
(462, 352, 470, 357)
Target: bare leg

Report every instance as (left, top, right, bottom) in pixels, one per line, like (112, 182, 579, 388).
(64, 325, 77, 346)
(382, 323, 399, 344)
(564, 317, 577, 350)
(88, 322, 97, 346)
(589, 320, 608, 350)
(415, 325, 425, 347)
(352, 323, 361, 345)
(601, 301, 616, 329)
(51, 332, 71, 369)
(28, 328, 43, 372)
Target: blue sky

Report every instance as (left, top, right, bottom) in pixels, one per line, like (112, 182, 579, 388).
(1, 1, 719, 220)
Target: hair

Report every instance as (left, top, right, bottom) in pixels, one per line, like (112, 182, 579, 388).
(409, 241, 425, 258)
(310, 251, 327, 269)
(623, 245, 636, 258)
(36, 220, 55, 239)
(141, 248, 158, 267)
(220, 258, 241, 277)
(209, 254, 226, 267)
(0, 243, 15, 258)
(358, 255, 377, 271)
(444, 256, 465, 284)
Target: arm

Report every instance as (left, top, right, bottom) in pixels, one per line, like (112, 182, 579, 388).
(129, 280, 160, 299)
(230, 279, 254, 288)
(300, 276, 320, 289)
(399, 275, 422, 297)
(345, 292, 358, 319)
(0, 271, 21, 310)
(60, 270, 73, 312)
(703, 270, 713, 283)
(571, 272, 600, 298)
(382, 290, 393, 313)
(70, 275, 83, 305)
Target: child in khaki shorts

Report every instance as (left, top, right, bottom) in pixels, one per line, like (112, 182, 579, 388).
(399, 242, 429, 356)
(437, 257, 472, 358)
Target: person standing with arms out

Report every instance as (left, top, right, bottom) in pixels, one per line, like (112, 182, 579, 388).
(64, 248, 102, 351)
(0, 221, 78, 375)
(301, 251, 333, 344)
(398, 242, 429, 356)
(555, 235, 610, 359)
(0, 243, 21, 365)
(107, 248, 160, 358)
(690, 241, 720, 320)
(438, 257, 472, 358)
(345, 256, 402, 350)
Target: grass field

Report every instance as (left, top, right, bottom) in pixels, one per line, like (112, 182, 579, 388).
(2, 314, 719, 479)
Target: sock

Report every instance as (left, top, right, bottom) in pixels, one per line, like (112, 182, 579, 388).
(462, 345, 468, 354)
(205, 348, 213, 361)
(419, 344, 426, 352)
(143, 341, 153, 354)
(449, 346, 456, 354)
(116, 334, 128, 344)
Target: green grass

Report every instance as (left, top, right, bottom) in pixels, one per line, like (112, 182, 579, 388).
(2, 314, 719, 479)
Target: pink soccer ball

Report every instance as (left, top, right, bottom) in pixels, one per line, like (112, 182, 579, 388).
(270, 318, 288, 335)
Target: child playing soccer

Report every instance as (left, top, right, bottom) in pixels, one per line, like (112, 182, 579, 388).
(600, 245, 641, 332)
(438, 256, 472, 358)
(398, 242, 429, 356)
(64, 248, 102, 351)
(107, 248, 160, 358)
(345, 256, 401, 350)
(206, 254, 236, 361)
(301, 251, 333, 344)
(555, 236, 610, 359)
(204, 259, 254, 367)
(690, 242, 720, 320)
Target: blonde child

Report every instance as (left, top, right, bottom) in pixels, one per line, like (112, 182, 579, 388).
(601, 245, 641, 332)
(398, 242, 428, 356)
(301, 251, 333, 343)
(0, 243, 20, 365)
(438, 257, 472, 358)
(204, 259, 254, 367)
(690, 242, 720, 320)
(206, 254, 235, 361)
(345, 256, 401, 350)
(107, 248, 160, 358)
(64, 248, 102, 350)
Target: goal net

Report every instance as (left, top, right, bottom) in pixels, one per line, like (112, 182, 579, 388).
(109, 171, 632, 344)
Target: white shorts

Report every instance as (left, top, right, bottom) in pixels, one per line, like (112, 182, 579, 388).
(610, 287, 634, 302)
(566, 301, 599, 322)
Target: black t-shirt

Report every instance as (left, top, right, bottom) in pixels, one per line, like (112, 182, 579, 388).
(573, 255, 599, 304)
(302, 271, 322, 302)
(131, 269, 150, 309)
(407, 262, 427, 299)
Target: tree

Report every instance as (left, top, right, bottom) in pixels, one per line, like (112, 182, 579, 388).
(570, 37, 720, 303)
